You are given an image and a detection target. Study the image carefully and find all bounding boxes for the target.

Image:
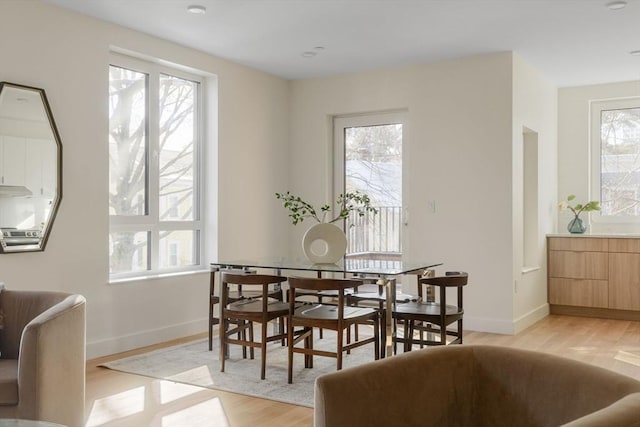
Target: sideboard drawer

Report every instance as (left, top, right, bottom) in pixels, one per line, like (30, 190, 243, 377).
(548, 278, 608, 308)
(548, 250, 608, 280)
(548, 237, 608, 252)
(608, 238, 640, 253)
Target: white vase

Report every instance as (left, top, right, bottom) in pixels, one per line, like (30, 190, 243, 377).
(302, 223, 347, 264)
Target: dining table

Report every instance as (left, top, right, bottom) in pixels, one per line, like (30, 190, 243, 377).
(210, 256, 442, 356)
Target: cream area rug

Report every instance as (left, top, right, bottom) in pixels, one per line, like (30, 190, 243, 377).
(100, 329, 379, 408)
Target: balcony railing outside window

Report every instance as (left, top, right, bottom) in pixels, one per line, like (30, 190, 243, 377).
(346, 206, 401, 265)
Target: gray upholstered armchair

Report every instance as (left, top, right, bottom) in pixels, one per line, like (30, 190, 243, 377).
(0, 286, 86, 427)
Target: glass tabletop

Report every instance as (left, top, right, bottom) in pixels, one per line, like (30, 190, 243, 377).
(211, 256, 442, 276)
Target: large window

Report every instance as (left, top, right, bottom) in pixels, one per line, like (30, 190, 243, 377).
(109, 55, 203, 279)
(591, 98, 640, 223)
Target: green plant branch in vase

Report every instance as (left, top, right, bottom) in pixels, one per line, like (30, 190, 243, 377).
(559, 195, 600, 234)
(275, 191, 378, 225)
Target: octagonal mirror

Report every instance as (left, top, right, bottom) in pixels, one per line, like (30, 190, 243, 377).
(0, 82, 62, 253)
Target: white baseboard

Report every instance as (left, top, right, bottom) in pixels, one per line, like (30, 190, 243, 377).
(86, 318, 208, 360)
(464, 315, 517, 335)
(513, 303, 549, 334)
(464, 303, 550, 336)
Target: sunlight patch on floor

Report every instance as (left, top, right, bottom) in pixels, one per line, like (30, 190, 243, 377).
(615, 350, 640, 367)
(159, 380, 201, 405)
(568, 346, 597, 353)
(86, 386, 145, 426)
(168, 364, 214, 387)
(161, 397, 230, 427)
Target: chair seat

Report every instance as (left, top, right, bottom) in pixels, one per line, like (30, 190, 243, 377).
(295, 303, 378, 321)
(226, 298, 289, 314)
(394, 301, 463, 317)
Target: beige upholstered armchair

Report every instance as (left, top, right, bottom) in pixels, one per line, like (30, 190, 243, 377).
(315, 345, 640, 427)
(0, 286, 86, 427)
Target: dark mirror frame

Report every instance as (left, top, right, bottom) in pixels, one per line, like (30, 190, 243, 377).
(0, 82, 62, 253)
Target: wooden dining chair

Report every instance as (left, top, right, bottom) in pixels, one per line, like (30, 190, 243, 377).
(393, 271, 468, 351)
(346, 271, 422, 357)
(209, 267, 281, 351)
(219, 273, 289, 380)
(287, 276, 380, 384)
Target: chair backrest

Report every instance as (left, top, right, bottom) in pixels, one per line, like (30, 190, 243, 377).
(420, 272, 468, 287)
(210, 267, 256, 296)
(0, 289, 74, 359)
(221, 273, 286, 297)
(288, 276, 362, 311)
(420, 272, 468, 309)
(288, 276, 362, 292)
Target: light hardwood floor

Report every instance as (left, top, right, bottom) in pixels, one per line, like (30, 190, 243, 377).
(85, 314, 640, 427)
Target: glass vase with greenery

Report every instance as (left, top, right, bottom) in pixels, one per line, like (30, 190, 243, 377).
(559, 195, 600, 233)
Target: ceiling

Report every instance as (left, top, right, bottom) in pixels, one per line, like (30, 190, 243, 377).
(43, 0, 640, 87)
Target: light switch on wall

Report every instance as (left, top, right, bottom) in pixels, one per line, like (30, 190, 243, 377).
(428, 200, 436, 213)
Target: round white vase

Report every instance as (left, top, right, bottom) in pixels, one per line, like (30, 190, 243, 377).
(302, 223, 347, 264)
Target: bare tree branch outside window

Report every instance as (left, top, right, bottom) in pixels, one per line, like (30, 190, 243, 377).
(601, 107, 640, 216)
(109, 65, 199, 274)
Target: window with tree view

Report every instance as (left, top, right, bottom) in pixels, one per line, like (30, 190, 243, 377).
(593, 99, 640, 220)
(109, 57, 203, 279)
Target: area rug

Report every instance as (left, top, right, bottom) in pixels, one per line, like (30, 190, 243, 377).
(100, 330, 379, 408)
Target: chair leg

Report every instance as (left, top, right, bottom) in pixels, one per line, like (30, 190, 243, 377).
(220, 315, 226, 373)
(380, 309, 386, 358)
(249, 321, 255, 359)
(337, 327, 344, 370)
(240, 320, 247, 359)
(209, 319, 213, 351)
(288, 322, 294, 384)
(374, 318, 380, 360)
(406, 320, 414, 352)
(307, 329, 314, 369)
(261, 322, 267, 380)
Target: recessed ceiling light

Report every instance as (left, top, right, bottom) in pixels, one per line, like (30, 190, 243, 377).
(301, 51, 317, 58)
(187, 5, 207, 14)
(630, 50, 640, 56)
(606, 1, 627, 10)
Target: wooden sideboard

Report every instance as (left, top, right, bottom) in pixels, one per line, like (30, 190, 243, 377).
(548, 235, 640, 320)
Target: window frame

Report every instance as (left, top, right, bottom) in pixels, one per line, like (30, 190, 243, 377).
(590, 97, 640, 225)
(109, 53, 205, 281)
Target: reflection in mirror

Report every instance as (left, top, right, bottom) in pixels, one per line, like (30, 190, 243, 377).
(0, 82, 62, 253)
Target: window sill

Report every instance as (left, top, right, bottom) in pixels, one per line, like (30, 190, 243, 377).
(521, 266, 541, 275)
(109, 268, 209, 285)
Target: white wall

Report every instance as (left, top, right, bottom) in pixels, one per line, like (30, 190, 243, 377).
(289, 52, 554, 334)
(511, 55, 557, 331)
(558, 80, 640, 233)
(0, 1, 290, 358)
(0, 2, 561, 358)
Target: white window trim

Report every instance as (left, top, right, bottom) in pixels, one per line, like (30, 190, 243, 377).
(109, 53, 205, 281)
(590, 96, 640, 225)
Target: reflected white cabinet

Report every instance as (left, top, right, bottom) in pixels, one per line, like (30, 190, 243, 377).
(1, 137, 55, 197)
(1, 136, 26, 186)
